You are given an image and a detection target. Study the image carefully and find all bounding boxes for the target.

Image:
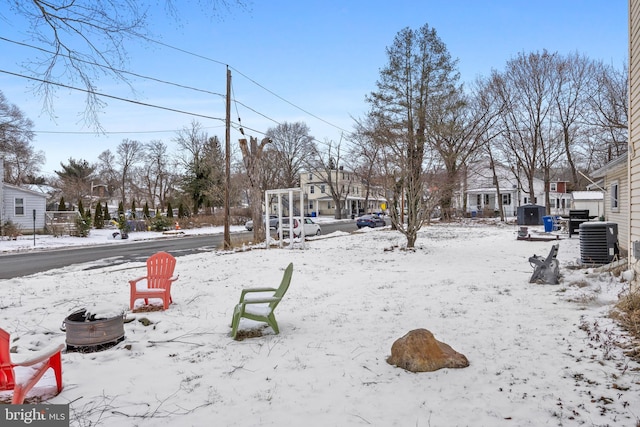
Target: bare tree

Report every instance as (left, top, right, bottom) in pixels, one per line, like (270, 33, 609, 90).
(366, 23, 460, 247)
(428, 89, 488, 220)
(308, 138, 351, 219)
(586, 60, 628, 165)
(115, 138, 144, 206)
(348, 115, 384, 215)
(489, 51, 560, 208)
(3, 0, 246, 125)
(265, 122, 315, 188)
(95, 149, 119, 202)
(142, 139, 178, 210)
(552, 52, 597, 190)
(239, 136, 271, 241)
(0, 90, 44, 184)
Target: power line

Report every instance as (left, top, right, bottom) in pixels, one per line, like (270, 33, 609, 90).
(1, 34, 354, 140)
(229, 66, 352, 135)
(34, 126, 225, 135)
(0, 69, 227, 124)
(0, 36, 227, 100)
(0, 35, 296, 138)
(140, 35, 353, 136)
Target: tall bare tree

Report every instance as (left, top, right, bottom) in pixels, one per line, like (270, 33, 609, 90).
(552, 52, 597, 190)
(366, 23, 460, 247)
(586, 60, 628, 165)
(349, 114, 384, 215)
(142, 140, 177, 210)
(308, 138, 350, 219)
(428, 89, 489, 220)
(0, 90, 44, 184)
(265, 122, 315, 188)
(489, 51, 559, 208)
(115, 139, 144, 206)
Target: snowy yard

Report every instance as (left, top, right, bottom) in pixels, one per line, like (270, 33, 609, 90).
(1, 221, 639, 426)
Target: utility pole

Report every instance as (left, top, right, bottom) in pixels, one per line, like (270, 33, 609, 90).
(224, 66, 232, 249)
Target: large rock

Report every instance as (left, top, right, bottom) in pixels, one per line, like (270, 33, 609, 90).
(387, 328, 469, 372)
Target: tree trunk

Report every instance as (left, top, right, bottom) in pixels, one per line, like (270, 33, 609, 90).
(239, 136, 271, 241)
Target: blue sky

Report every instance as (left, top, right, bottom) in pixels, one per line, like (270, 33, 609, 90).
(0, 1, 629, 177)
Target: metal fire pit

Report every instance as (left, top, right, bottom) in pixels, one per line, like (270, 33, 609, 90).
(62, 309, 125, 352)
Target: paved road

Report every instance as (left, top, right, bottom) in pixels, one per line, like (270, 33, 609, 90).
(0, 220, 361, 279)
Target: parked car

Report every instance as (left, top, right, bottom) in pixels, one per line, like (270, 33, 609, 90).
(245, 215, 279, 231)
(280, 217, 322, 238)
(356, 214, 386, 228)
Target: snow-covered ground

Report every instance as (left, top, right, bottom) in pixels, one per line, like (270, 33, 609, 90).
(1, 220, 639, 426)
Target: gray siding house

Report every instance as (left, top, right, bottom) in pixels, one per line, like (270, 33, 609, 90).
(1, 161, 47, 234)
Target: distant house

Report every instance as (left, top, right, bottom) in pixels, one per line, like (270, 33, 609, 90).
(590, 153, 628, 253)
(299, 169, 386, 218)
(545, 181, 573, 217)
(1, 161, 47, 234)
(462, 161, 524, 217)
(1, 183, 47, 233)
(462, 160, 571, 217)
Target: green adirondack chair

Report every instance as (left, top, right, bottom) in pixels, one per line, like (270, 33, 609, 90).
(230, 263, 293, 339)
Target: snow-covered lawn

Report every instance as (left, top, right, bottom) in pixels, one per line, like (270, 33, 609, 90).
(1, 221, 639, 426)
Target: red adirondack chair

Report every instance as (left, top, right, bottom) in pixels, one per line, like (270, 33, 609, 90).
(129, 251, 179, 310)
(0, 328, 64, 404)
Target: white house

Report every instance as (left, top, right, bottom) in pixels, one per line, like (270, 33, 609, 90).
(299, 169, 386, 218)
(463, 161, 543, 217)
(461, 160, 575, 218)
(1, 160, 47, 234)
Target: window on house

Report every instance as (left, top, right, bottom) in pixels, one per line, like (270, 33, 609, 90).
(476, 194, 481, 206)
(502, 194, 511, 205)
(320, 185, 326, 193)
(310, 186, 315, 194)
(14, 198, 25, 216)
(550, 182, 557, 192)
(309, 173, 313, 180)
(611, 180, 619, 212)
(484, 194, 490, 205)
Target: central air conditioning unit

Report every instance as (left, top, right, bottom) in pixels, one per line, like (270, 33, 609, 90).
(579, 222, 619, 266)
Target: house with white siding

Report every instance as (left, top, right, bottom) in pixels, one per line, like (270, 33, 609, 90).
(590, 153, 629, 254)
(0, 160, 47, 235)
(628, 0, 640, 290)
(462, 160, 571, 217)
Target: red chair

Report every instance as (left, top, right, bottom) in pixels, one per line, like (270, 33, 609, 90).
(129, 251, 179, 310)
(0, 328, 63, 404)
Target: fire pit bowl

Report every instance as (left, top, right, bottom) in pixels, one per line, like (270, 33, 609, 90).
(62, 309, 125, 352)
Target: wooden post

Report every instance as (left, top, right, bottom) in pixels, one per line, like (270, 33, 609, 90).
(224, 67, 231, 249)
